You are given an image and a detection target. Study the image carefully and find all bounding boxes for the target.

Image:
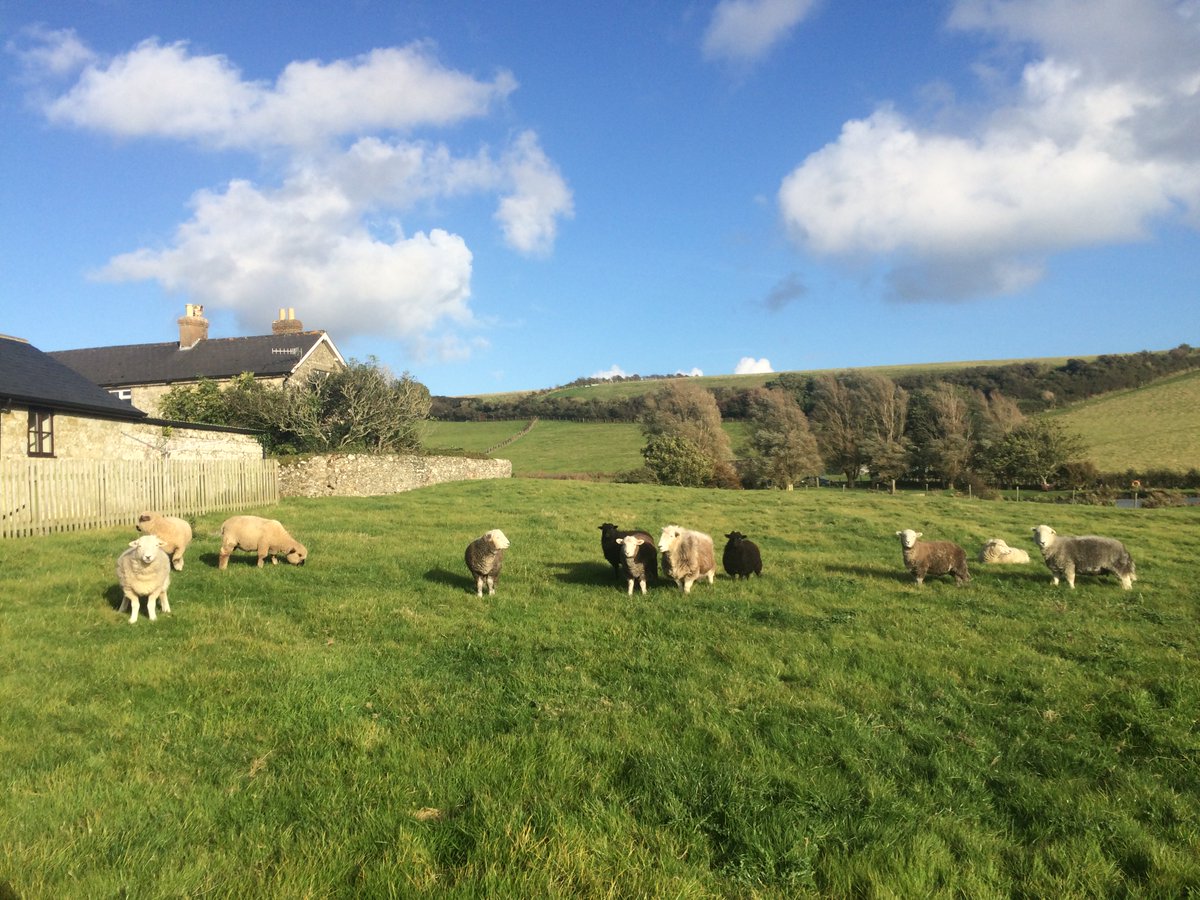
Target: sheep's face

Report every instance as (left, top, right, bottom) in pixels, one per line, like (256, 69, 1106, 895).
(129, 534, 166, 565)
(486, 529, 510, 551)
(1032, 525, 1056, 549)
(619, 535, 645, 558)
(725, 531, 746, 543)
(658, 526, 682, 554)
(135, 512, 156, 534)
(285, 542, 308, 565)
(896, 529, 921, 549)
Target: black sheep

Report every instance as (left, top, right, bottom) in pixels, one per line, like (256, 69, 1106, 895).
(722, 531, 762, 579)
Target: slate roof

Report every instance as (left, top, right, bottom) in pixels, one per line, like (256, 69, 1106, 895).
(0, 334, 147, 420)
(48, 331, 332, 387)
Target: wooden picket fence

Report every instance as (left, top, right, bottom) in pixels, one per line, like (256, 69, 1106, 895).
(0, 458, 279, 538)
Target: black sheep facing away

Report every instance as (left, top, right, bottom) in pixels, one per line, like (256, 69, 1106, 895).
(722, 531, 763, 579)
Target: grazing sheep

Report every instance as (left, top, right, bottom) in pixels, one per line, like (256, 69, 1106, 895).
(465, 529, 510, 597)
(657, 526, 716, 594)
(1031, 525, 1136, 590)
(135, 511, 193, 571)
(896, 529, 971, 586)
(978, 538, 1031, 565)
(218, 515, 308, 570)
(616, 534, 654, 596)
(115, 534, 171, 624)
(599, 523, 656, 581)
(722, 531, 763, 579)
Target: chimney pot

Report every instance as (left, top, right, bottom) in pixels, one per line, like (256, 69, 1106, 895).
(272, 308, 304, 334)
(178, 304, 208, 349)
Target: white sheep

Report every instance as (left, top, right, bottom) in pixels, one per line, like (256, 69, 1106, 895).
(657, 526, 715, 594)
(1031, 525, 1136, 590)
(617, 534, 652, 596)
(896, 529, 971, 587)
(135, 511, 193, 571)
(977, 538, 1031, 564)
(115, 534, 171, 624)
(218, 515, 308, 569)
(465, 529, 509, 597)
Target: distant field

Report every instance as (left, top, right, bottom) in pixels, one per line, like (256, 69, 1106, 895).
(1050, 369, 1200, 472)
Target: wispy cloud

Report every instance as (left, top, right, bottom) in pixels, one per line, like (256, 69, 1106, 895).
(702, 0, 820, 64)
(778, 0, 1200, 301)
(763, 272, 807, 310)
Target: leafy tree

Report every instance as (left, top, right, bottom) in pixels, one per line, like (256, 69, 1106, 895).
(640, 382, 736, 487)
(980, 419, 1088, 487)
(641, 433, 713, 487)
(808, 374, 866, 486)
(856, 373, 911, 492)
(741, 388, 822, 489)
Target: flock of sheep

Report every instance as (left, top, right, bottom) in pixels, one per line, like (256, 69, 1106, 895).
(115, 510, 1138, 624)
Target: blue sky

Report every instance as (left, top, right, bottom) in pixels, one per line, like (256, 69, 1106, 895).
(2, 1, 1198, 396)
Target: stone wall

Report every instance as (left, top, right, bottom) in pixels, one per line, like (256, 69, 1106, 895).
(0, 407, 262, 460)
(278, 452, 511, 497)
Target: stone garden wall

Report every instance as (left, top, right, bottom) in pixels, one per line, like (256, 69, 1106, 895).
(278, 452, 511, 498)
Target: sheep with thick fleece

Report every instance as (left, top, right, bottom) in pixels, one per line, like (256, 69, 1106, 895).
(218, 515, 308, 569)
(465, 529, 509, 597)
(135, 511, 193, 571)
(978, 538, 1031, 565)
(617, 534, 653, 596)
(896, 529, 971, 586)
(722, 531, 762, 579)
(599, 523, 656, 582)
(1031, 525, 1136, 589)
(657, 526, 715, 594)
(115, 534, 171, 624)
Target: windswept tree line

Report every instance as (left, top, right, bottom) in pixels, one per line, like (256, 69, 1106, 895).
(631, 376, 1093, 493)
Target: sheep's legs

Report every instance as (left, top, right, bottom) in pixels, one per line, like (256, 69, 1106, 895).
(122, 590, 140, 624)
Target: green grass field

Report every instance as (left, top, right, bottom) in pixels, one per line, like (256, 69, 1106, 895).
(3, 481, 1198, 897)
(1050, 369, 1200, 472)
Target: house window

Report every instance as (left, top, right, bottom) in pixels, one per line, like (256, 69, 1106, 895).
(28, 409, 55, 458)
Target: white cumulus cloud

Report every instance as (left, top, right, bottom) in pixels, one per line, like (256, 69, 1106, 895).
(592, 364, 629, 380)
(676, 367, 705, 377)
(18, 30, 572, 359)
(702, 0, 820, 64)
(778, 0, 1200, 301)
(735, 357, 774, 374)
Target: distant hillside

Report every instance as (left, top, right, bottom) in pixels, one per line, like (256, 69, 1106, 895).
(1049, 368, 1200, 472)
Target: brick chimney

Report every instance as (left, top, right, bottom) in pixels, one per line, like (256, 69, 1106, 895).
(178, 303, 208, 349)
(272, 307, 303, 335)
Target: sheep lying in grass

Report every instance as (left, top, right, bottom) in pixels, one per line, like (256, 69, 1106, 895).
(218, 515, 308, 570)
(135, 511, 193, 571)
(599, 523, 656, 583)
(465, 529, 510, 597)
(722, 531, 762, 579)
(617, 534, 653, 596)
(1031, 525, 1136, 590)
(116, 534, 171, 624)
(657, 526, 715, 594)
(896, 529, 970, 586)
(978, 538, 1031, 565)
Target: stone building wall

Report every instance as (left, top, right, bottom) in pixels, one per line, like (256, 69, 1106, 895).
(278, 452, 511, 497)
(0, 407, 262, 460)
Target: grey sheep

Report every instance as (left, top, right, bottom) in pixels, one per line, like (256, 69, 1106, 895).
(599, 523, 656, 583)
(617, 534, 652, 596)
(115, 534, 172, 624)
(465, 529, 510, 597)
(722, 531, 762, 579)
(896, 529, 970, 587)
(1031, 524, 1136, 590)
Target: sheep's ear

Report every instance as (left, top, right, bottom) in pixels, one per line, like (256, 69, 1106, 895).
(895, 531, 902, 537)
(915, 532, 923, 539)
(128, 539, 139, 548)
(157, 538, 168, 547)
(635, 538, 645, 546)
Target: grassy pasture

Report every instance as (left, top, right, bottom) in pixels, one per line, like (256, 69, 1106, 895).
(1049, 369, 1200, 472)
(2, 480, 1198, 898)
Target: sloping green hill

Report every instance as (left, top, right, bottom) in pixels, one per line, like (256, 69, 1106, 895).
(1049, 369, 1200, 472)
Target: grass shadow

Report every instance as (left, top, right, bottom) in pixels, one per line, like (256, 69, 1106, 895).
(548, 560, 622, 587)
(425, 567, 474, 594)
(102, 584, 124, 611)
(824, 563, 911, 583)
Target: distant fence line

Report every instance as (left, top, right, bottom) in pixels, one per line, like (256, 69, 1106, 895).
(0, 458, 279, 539)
